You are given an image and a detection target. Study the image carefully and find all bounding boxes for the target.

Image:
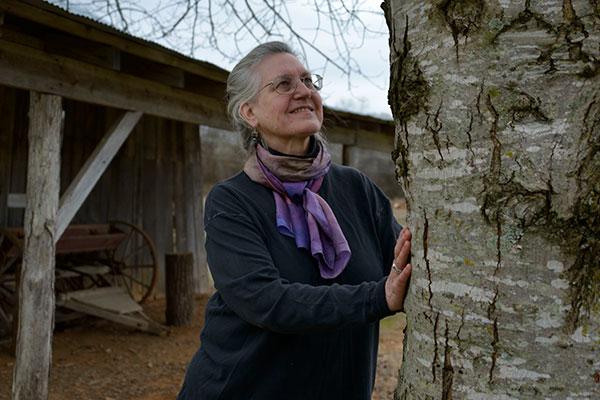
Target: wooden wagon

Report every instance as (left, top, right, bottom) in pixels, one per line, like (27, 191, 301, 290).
(0, 221, 165, 339)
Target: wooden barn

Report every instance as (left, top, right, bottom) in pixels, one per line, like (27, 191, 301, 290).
(0, 0, 394, 396)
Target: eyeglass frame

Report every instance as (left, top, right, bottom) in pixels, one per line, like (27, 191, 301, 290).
(257, 74, 323, 96)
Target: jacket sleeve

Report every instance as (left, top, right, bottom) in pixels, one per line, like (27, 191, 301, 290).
(204, 193, 393, 334)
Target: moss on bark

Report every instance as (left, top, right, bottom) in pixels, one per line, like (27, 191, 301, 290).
(383, 2, 430, 184)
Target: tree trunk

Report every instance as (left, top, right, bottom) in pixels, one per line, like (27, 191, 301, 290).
(12, 92, 62, 400)
(383, 1, 599, 398)
(165, 253, 195, 326)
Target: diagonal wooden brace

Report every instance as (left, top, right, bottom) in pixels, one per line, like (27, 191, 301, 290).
(56, 110, 142, 241)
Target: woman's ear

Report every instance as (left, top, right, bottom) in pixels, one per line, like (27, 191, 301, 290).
(240, 102, 257, 128)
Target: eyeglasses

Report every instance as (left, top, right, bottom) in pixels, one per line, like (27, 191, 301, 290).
(259, 74, 323, 95)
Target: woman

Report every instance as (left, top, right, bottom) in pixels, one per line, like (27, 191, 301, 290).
(178, 41, 412, 400)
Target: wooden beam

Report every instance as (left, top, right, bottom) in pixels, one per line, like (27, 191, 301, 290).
(45, 31, 121, 71)
(0, 0, 229, 83)
(56, 289, 166, 335)
(0, 26, 394, 152)
(56, 111, 142, 240)
(12, 91, 61, 400)
(355, 128, 394, 153)
(322, 125, 356, 146)
(0, 20, 121, 70)
(324, 124, 394, 152)
(120, 52, 185, 89)
(0, 39, 230, 129)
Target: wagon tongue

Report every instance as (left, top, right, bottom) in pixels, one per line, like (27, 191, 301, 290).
(56, 286, 167, 335)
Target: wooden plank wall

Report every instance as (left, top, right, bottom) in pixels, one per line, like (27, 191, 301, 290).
(0, 86, 208, 295)
(0, 86, 29, 227)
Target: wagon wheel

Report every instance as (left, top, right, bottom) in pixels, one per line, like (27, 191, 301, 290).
(105, 221, 158, 304)
(0, 229, 22, 338)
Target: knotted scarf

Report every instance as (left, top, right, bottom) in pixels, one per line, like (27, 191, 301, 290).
(243, 140, 351, 279)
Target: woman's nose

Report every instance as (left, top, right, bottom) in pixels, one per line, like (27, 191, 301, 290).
(293, 79, 312, 97)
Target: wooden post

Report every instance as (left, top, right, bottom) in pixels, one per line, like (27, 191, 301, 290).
(165, 253, 195, 326)
(12, 92, 62, 400)
(342, 144, 350, 166)
(184, 124, 208, 293)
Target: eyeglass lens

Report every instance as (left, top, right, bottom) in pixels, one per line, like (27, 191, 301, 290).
(273, 75, 322, 94)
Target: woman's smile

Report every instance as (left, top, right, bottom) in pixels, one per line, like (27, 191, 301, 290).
(290, 106, 314, 114)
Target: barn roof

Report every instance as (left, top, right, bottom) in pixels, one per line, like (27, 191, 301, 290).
(0, 0, 393, 151)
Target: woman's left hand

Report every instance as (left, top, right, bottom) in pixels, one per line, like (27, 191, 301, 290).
(385, 227, 412, 312)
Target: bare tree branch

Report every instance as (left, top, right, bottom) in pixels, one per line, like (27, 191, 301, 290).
(51, 0, 386, 90)
(160, 0, 193, 38)
(114, 0, 128, 31)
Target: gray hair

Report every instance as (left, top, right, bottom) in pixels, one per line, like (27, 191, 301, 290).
(226, 41, 295, 150)
(226, 41, 326, 151)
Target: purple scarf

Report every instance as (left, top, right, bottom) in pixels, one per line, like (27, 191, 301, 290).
(243, 141, 351, 279)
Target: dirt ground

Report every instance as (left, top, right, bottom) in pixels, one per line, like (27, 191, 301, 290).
(0, 296, 405, 399)
(1, 200, 407, 399)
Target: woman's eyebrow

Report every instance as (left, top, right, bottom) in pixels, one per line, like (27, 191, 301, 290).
(274, 71, 311, 79)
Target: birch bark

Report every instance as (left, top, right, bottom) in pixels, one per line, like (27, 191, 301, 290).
(383, 1, 600, 398)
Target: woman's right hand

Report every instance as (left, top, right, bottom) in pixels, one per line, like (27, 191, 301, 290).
(385, 227, 412, 312)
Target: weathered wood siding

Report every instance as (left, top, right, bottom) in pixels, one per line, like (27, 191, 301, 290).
(0, 86, 207, 294)
(1, 85, 400, 296)
(200, 126, 404, 198)
(0, 86, 29, 228)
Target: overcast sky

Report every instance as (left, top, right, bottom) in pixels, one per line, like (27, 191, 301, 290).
(52, 1, 391, 118)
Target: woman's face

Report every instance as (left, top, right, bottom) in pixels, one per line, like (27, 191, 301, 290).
(240, 52, 323, 155)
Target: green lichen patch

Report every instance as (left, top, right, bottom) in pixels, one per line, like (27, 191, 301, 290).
(487, 86, 501, 98)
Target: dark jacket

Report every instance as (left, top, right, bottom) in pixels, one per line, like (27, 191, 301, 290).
(178, 164, 401, 400)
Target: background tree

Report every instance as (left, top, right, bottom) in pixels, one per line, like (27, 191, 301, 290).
(52, 0, 383, 86)
(382, 0, 599, 398)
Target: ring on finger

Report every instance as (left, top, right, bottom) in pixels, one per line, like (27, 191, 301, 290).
(392, 263, 402, 273)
